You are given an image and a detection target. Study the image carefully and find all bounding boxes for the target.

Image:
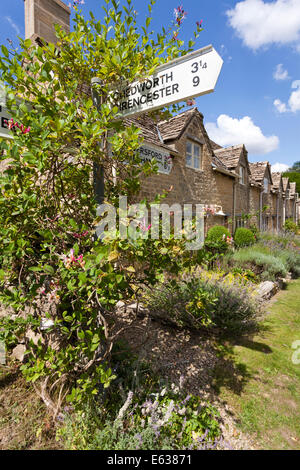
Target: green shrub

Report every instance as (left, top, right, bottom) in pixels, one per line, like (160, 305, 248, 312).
(249, 223, 259, 237)
(230, 247, 287, 281)
(57, 387, 223, 450)
(146, 276, 260, 333)
(206, 225, 231, 243)
(284, 218, 298, 234)
(145, 280, 217, 329)
(234, 227, 256, 247)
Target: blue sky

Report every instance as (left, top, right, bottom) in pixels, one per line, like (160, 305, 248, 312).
(1, 0, 300, 170)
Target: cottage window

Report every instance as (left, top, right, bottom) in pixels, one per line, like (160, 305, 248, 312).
(239, 166, 245, 185)
(186, 141, 201, 170)
(264, 177, 269, 193)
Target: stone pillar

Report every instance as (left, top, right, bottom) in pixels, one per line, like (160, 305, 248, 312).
(24, 0, 70, 44)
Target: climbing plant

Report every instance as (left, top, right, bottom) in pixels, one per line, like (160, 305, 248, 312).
(0, 0, 203, 413)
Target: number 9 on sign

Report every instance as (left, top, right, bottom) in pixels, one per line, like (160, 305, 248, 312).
(193, 76, 200, 87)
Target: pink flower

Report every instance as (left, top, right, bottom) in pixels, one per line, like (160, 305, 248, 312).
(186, 99, 196, 106)
(174, 5, 187, 26)
(62, 249, 85, 269)
(73, 231, 89, 239)
(196, 20, 203, 28)
(8, 118, 30, 134)
(139, 218, 152, 232)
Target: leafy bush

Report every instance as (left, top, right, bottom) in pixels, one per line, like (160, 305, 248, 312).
(249, 223, 259, 237)
(57, 386, 224, 450)
(229, 247, 287, 281)
(228, 232, 300, 280)
(145, 280, 217, 329)
(234, 228, 255, 247)
(206, 225, 231, 243)
(0, 0, 204, 413)
(146, 274, 260, 333)
(284, 218, 298, 234)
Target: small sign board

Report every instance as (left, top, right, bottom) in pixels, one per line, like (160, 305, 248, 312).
(0, 105, 11, 139)
(111, 45, 223, 118)
(139, 144, 172, 174)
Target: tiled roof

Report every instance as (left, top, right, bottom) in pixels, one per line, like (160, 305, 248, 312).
(209, 140, 223, 150)
(212, 154, 232, 171)
(290, 182, 296, 195)
(271, 172, 282, 190)
(214, 145, 244, 170)
(157, 108, 201, 141)
(249, 161, 270, 185)
(126, 114, 178, 153)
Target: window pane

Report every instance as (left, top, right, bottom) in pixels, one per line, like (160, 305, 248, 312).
(194, 144, 200, 157)
(186, 154, 192, 166)
(194, 156, 200, 169)
(186, 142, 192, 154)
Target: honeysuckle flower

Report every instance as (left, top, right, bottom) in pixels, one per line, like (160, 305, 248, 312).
(73, 230, 89, 239)
(62, 249, 85, 269)
(8, 118, 30, 134)
(186, 99, 196, 106)
(68, 0, 84, 8)
(139, 217, 152, 232)
(196, 20, 203, 28)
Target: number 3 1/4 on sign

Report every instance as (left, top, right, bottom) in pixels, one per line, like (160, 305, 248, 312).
(110, 44, 223, 118)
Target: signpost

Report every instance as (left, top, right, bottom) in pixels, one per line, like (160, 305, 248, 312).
(111, 45, 223, 118)
(91, 44, 223, 236)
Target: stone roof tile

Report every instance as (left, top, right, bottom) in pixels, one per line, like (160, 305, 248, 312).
(214, 145, 244, 169)
(157, 108, 200, 141)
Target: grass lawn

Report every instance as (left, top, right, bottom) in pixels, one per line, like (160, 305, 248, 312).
(213, 279, 300, 450)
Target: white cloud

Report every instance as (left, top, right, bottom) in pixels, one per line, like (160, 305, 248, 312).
(206, 114, 279, 155)
(273, 64, 289, 81)
(274, 99, 288, 113)
(271, 162, 290, 172)
(274, 80, 300, 113)
(289, 80, 300, 112)
(5, 16, 21, 36)
(226, 0, 300, 51)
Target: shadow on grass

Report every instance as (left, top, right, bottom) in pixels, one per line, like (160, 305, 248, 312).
(211, 335, 272, 396)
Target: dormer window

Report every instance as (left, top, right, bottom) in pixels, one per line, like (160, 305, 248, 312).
(186, 141, 202, 170)
(264, 177, 269, 193)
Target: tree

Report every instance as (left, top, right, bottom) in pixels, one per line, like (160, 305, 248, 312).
(0, 0, 202, 413)
(289, 161, 300, 172)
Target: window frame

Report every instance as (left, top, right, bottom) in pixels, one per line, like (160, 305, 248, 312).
(239, 165, 245, 185)
(185, 140, 202, 170)
(264, 177, 269, 193)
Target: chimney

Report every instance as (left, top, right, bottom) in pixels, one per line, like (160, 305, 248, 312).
(24, 0, 70, 44)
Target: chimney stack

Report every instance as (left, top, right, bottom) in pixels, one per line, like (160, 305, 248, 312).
(24, 0, 70, 44)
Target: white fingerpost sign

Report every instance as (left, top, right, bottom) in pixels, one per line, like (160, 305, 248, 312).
(111, 45, 223, 118)
(139, 144, 172, 174)
(0, 105, 12, 139)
